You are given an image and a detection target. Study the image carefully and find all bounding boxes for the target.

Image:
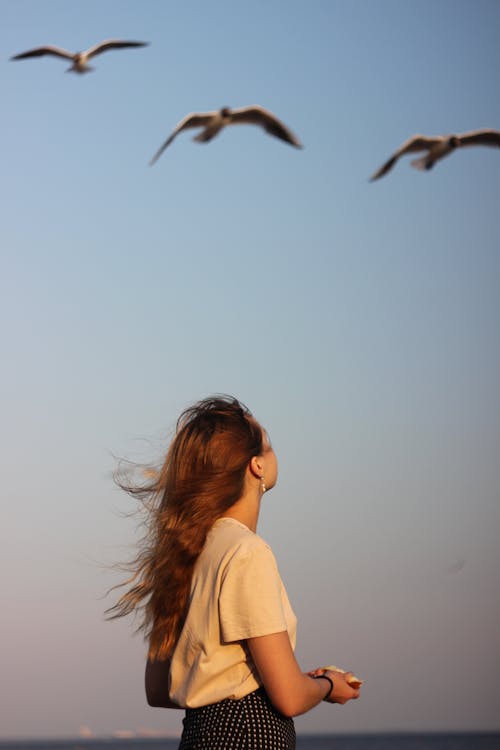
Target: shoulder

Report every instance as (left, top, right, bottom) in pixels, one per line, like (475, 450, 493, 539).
(208, 518, 276, 567)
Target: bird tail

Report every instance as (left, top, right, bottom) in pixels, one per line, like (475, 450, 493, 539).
(410, 155, 432, 171)
(193, 126, 220, 143)
(67, 64, 94, 74)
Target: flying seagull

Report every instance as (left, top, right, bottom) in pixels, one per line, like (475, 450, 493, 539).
(10, 39, 149, 73)
(149, 105, 303, 165)
(370, 128, 500, 180)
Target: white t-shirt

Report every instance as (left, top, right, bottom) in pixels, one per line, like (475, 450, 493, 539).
(169, 517, 297, 707)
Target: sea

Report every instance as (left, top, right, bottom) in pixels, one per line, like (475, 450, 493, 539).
(0, 735, 498, 750)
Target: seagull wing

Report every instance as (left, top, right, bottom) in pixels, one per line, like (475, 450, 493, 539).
(11, 45, 74, 61)
(229, 105, 303, 147)
(149, 112, 216, 165)
(85, 39, 149, 59)
(457, 129, 500, 148)
(370, 134, 443, 180)
(370, 154, 400, 181)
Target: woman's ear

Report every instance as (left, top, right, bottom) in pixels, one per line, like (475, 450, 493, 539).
(249, 455, 264, 478)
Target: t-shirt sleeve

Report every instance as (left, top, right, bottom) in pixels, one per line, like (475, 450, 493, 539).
(219, 541, 287, 642)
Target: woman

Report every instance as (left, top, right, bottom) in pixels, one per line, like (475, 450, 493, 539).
(108, 395, 360, 749)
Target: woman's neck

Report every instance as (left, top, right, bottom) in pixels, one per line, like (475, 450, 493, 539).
(222, 488, 262, 532)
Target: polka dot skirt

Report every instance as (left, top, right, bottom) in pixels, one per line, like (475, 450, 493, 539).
(178, 687, 296, 749)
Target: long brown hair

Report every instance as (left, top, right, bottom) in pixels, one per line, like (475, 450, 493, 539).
(106, 395, 264, 660)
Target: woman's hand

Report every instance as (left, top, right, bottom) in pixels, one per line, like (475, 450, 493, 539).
(309, 668, 361, 705)
(324, 669, 360, 704)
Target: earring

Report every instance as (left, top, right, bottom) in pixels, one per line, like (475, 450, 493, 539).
(260, 477, 266, 494)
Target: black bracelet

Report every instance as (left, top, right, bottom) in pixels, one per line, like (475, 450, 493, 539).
(313, 674, 334, 700)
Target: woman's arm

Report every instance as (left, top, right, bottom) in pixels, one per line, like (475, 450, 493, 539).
(247, 631, 360, 718)
(145, 658, 181, 709)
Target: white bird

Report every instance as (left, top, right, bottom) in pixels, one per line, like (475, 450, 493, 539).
(10, 39, 149, 74)
(150, 105, 303, 165)
(370, 128, 500, 180)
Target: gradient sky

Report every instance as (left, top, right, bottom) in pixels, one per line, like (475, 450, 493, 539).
(1, 0, 499, 739)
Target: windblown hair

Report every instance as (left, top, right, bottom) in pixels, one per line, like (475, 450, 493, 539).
(106, 395, 264, 660)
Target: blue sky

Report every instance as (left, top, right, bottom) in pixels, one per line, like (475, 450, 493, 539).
(1, 0, 499, 739)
